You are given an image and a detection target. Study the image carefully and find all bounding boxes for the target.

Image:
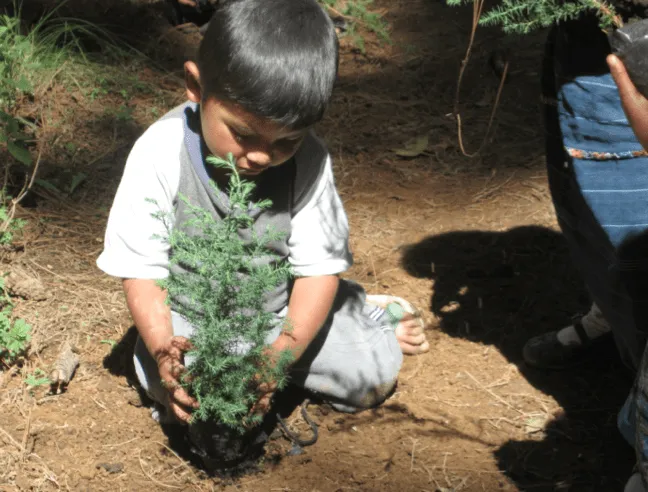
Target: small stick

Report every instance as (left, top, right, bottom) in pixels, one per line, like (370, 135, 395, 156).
(138, 451, 183, 489)
(410, 438, 417, 472)
(0, 424, 25, 453)
(21, 406, 32, 461)
(442, 452, 453, 488)
(0, 148, 42, 236)
(91, 396, 107, 412)
(102, 437, 139, 448)
(152, 441, 199, 480)
(465, 371, 525, 416)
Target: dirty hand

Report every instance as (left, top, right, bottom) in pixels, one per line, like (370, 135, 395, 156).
(247, 376, 277, 424)
(608, 54, 648, 150)
(155, 336, 199, 424)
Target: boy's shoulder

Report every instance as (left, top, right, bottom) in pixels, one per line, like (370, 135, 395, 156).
(295, 131, 328, 165)
(292, 131, 333, 212)
(131, 102, 189, 157)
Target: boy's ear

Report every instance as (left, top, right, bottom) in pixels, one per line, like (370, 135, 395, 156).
(184, 61, 202, 103)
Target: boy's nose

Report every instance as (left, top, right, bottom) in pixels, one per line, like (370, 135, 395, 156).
(246, 150, 272, 167)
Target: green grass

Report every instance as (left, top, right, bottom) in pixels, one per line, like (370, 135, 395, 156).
(0, 2, 144, 165)
(318, 0, 392, 52)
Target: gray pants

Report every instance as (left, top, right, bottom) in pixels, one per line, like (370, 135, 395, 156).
(134, 280, 404, 418)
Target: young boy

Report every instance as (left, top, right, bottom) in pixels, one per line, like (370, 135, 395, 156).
(97, 0, 429, 428)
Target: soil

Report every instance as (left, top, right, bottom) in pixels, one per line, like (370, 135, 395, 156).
(0, 0, 637, 491)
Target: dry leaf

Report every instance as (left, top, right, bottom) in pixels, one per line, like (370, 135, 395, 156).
(392, 135, 429, 157)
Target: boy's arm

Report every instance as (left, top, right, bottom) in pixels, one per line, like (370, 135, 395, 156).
(250, 275, 338, 418)
(123, 278, 198, 423)
(270, 275, 339, 359)
(123, 278, 173, 357)
(608, 54, 648, 149)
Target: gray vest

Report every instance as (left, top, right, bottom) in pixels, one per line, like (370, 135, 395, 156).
(169, 103, 326, 313)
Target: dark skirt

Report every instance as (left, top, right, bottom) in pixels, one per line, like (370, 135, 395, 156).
(544, 15, 648, 372)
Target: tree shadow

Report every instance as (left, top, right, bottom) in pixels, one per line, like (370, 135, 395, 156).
(401, 226, 634, 490)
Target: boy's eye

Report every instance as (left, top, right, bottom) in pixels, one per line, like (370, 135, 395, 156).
(230, 128, 249, 143)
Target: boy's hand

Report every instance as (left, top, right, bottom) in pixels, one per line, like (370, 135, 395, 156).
(155, 336, 199, 424)
(608, 54, 648, 150)
(248, 378, 277, 422)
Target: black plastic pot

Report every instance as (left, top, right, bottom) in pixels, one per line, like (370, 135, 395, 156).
(181, 386, 312, 477)
(609, 19, 648, 99)
(187, 420, 270, 477)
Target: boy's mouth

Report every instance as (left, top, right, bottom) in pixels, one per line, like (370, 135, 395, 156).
(238, 167, 263, 176)
(237, 162, 267, 175)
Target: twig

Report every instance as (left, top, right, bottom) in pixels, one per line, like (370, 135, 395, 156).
(442, 452, 453, 488)
(0, 148, 43, 236)
(138, 451, 183, 489)
(21, 406, 32, 461)
(90, 396, 107, 411)
(322, 3, 373, 32)
(465, 371, 525, 416)
(456, 61, 509, 157)
(0, 424, 25, 453)
(410, 438, 417, 472)
(454, 0, 485, 117)
(152, 441, 199, 480)
(453, 0, 509, 158)
(102, 437, 139, 448)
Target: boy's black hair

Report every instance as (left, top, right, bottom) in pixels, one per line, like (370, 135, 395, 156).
(197, 0, 339, 129)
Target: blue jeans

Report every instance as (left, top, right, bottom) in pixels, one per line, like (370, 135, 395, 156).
(543, 15, 648, 478)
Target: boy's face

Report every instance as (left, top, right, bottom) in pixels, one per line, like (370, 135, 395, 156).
(185, 62, 310, 177)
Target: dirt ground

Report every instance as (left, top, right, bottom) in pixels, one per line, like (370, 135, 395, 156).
(0, 0, 638, 490)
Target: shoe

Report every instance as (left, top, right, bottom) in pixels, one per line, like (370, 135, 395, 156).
(522, 317, 612, 370)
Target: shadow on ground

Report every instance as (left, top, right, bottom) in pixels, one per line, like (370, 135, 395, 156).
(401, 225, 634, 491)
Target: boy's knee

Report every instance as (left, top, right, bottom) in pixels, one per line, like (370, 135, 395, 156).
(355, 378, 398, 409)
(346, 355, 402, 410)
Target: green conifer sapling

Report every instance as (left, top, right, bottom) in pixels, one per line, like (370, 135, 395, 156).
(152, 153, 294, 434)
(447, 0, 621, 34)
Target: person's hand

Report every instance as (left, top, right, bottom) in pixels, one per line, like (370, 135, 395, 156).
(155, 336, 199, 424)
(247, 377, 277, 424)
(245, 344, 284, 424)
(608, 54, 648, 150)
(177, 0, 197, 7)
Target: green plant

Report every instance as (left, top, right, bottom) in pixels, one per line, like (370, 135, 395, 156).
(0, 276, 31, 367)
(25, 368, 49, 388)
(318, 0, 391, 52)
(35, 170, 87, 197)
(447, 0, 622, 34)
(1, 1, 144, 172)
(0, 193, 26, 245)
(0, 13, 35, 167)
(152, 154, 293, 433)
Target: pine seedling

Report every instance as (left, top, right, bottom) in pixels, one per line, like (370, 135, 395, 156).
(447, 0, 622, 34)
(153, 153, 294, 434)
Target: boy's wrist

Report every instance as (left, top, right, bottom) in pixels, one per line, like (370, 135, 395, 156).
(142, 332, 175, 362)
(270, 330, 308, 363)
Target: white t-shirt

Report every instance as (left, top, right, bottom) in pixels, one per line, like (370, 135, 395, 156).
(96, 104, 353, 280)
